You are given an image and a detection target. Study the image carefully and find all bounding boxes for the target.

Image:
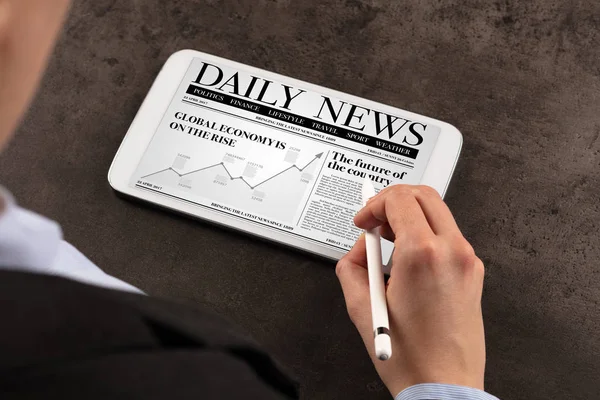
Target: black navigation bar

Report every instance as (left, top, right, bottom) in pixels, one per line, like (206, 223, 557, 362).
(185, 84, 419, 159)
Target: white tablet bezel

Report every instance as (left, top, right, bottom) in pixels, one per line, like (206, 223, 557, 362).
(108, 50, 462, 261)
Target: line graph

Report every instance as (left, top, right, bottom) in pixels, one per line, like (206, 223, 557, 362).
(137, 151, 326, 223)
(141, 152, 323, 190)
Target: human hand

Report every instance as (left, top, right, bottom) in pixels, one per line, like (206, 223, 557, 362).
(336, 185, 486, 396)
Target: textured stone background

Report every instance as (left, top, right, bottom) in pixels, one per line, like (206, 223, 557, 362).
(1, 1, 599, 399)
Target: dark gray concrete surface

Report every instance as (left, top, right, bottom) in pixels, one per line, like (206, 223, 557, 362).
(1, 1, 599, 399)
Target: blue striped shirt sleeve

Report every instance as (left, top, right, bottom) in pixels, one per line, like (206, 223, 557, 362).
(396, 383, 500, 400)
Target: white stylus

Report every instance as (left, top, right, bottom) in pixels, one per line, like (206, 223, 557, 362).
(362, 177, 392, 361)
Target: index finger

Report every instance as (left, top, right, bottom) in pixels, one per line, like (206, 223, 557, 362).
(356, 185, 461, 236)
(354, 186, 433, 240)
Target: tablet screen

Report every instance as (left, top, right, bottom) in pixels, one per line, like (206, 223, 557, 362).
(130, 57, 440, 252)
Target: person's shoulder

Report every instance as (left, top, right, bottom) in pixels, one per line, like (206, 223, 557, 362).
(0, 271, 299, 400)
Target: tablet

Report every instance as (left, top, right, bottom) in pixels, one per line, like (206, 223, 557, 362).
(108, 50, 462, 261)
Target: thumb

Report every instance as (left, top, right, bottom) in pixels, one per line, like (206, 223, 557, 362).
(336, 235, 371, 332)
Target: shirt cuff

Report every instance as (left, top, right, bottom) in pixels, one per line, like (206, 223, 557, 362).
(395, 383, 500, 400)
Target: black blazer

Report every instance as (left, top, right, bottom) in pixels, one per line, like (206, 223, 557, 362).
(0, 271, 298, 399)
